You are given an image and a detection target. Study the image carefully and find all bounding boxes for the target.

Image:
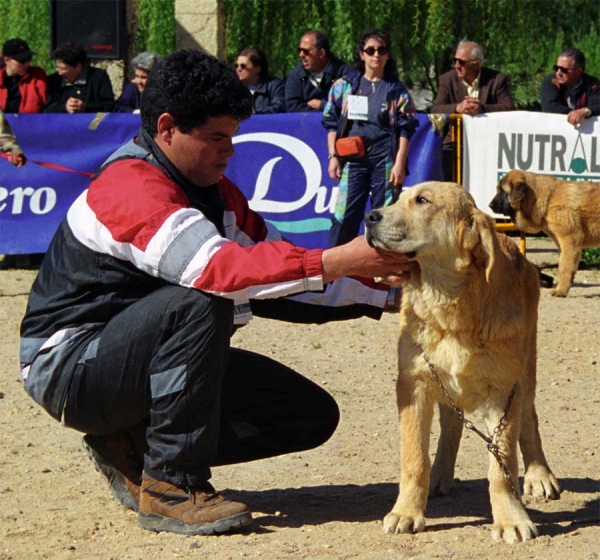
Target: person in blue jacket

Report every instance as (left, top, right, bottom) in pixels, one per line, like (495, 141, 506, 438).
(322, 28, 419, 247)
(115, 51, 161, 114)
(235, 48, 285, 114)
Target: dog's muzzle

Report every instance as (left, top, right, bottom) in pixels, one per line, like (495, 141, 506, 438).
(364, 210, 383, 246)
(489, 192, 514, 219)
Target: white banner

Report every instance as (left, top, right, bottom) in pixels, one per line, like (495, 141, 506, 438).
(462, 111, 600, 217)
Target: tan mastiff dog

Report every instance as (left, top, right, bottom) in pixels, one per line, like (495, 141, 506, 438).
(365, 182, 560, 543)
(490, 169, 600, 297)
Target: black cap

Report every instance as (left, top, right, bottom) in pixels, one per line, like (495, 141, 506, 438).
(2, 38, 35, 62)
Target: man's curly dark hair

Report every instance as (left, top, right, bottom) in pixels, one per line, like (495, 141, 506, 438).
(52, 43, 87, 67)
(141, 49, 253, 135)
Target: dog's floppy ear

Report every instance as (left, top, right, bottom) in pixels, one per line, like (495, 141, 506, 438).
(463, 209, 498, 282)
(506, 171, 528, 207)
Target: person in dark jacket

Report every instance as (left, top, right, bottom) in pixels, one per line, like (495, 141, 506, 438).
(235, 47, 285, 114)
(430, 40, 515, 180)
(285, 30, 351, 112)
(541, 47, 600, 126)
(19, 50, 414, 537)
(0, 38, 47, 113)
(45, 42, 114, 113)
(115, 51, 161, 113)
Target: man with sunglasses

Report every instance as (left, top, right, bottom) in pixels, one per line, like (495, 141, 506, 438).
(431, 40, 514, 181)
(285, 30, 351, 112)
(0, 38, 47, 113)
(541, 48, 599, 126)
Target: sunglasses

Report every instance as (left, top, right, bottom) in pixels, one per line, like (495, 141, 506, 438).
(235, 63, 248, 70)
(452, 57, 476, 67)
(553, 65, 575, 74)
(362, 46, 390, 56)
(297, 47, 316, 56)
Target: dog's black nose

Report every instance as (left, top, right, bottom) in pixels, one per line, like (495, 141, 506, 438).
(365, 210, 382, 227)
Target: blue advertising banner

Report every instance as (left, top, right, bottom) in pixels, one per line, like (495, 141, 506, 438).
(0, 112, 442, 255)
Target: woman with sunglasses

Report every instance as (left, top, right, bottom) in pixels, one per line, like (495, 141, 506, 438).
(235, 48, 286, 114)
(322, 28, 418, 247)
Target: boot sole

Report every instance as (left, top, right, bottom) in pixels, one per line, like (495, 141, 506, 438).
(138, 510, 253, 535)
(82, 438, 140, 512)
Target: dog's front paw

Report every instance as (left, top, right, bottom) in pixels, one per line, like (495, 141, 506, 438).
(550, 288, 568, 297)
(491, 519, 538, 544)
(383, 511, 426, 535)
(523, 466, 561, 500)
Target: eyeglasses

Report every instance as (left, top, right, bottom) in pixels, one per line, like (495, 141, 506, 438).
(362, 46, 390, 56)
(553, 64, 575, 74)
(452, 57, 476, 67)
(297, 47, 315, 56)
(235, 63, 248, 70)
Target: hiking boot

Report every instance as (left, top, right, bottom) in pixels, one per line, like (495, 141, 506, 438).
(138, 472, 252, 535)
(82, 426, 148, 512)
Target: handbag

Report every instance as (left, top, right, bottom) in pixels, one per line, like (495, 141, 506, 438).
(335, 136, 366, 161)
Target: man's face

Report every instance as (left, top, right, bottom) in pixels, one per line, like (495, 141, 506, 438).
(56, 60, 82, 83)
(298, 34, 327, 73)
(453, 45, 481, 84)
(165, 116, 239, 187)
(3, 57, 30, 77)
(554, 55, 583, 88)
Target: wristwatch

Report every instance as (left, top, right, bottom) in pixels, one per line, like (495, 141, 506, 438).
(328, 153, 338, 160)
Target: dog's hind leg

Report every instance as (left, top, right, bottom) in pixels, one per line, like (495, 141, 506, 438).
(519, 357, 561, 499)
(429, 403, 462, 497)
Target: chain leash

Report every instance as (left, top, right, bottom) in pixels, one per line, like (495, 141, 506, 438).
(418, 347, 522, 503)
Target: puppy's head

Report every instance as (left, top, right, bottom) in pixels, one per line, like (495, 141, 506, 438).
(489, 169, 530, 218)
(365, 182, 497, 280)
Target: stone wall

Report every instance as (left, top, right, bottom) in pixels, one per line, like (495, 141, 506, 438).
(175, 0, 222, 56)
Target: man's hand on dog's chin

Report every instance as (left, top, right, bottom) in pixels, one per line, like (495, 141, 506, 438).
(321, 236, 418, 284)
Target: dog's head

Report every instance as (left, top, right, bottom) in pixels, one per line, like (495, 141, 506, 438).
(489, 170, 530, 219)
(365, 181, 498, 281)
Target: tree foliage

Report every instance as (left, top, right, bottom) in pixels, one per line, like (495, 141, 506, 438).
(135, 0, 176, 55)
(223, 0, 600, 110)
(0, 0, 52, 74)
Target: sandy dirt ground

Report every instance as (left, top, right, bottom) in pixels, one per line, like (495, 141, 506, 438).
(1, 236, 599, 560)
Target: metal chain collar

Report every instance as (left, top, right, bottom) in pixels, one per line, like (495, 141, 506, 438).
(418, 347, 522, 503)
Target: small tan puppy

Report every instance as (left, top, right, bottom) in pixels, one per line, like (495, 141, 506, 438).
(490, 169, 600, 297)
(365, 182, 560, 544)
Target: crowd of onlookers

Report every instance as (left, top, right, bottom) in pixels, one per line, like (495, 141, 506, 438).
(1, 30, 598, 241)
(0, 38, 159, 115)
(2, 32, 597, 119)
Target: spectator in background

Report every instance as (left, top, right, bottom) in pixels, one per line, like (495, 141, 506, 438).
(541, 48, 599, 126)
(236, 48, 285, 114)
(0, 38, 47, 113)
(285, 30, 351, 113)
(45, 43, 114, 114)
(430, 40, 515, 181)
(115, 51, 161, 113)
(322, 28, 418, 248)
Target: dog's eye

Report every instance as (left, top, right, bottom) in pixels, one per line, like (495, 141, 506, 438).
(415, 195, 429, 204)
